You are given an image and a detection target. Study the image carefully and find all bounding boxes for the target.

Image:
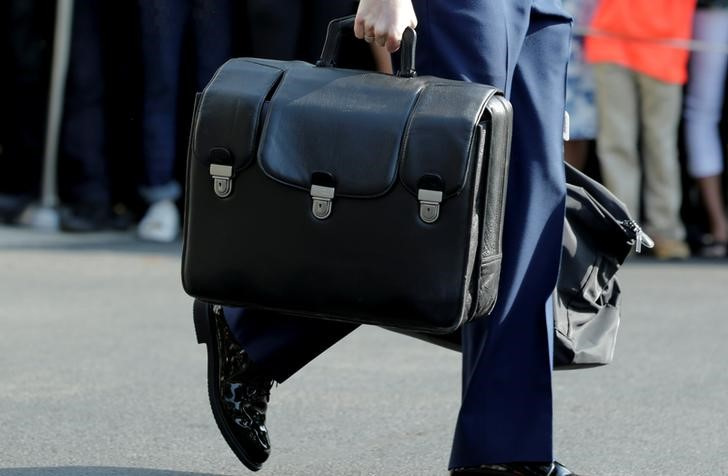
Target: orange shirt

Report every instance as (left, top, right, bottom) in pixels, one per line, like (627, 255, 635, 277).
(584, 0, 696, 84)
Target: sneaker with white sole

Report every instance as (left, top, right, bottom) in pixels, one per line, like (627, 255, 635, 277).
(137, 199, 180, 242)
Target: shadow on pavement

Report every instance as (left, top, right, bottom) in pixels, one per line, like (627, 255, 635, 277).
(0, 468, 224, 476)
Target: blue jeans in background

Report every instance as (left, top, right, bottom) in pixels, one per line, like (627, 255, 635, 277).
(138, 0, 233, 203)
(62, 0, 108, 205)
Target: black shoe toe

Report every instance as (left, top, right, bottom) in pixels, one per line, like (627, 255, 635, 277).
(194, 300, 273, 471)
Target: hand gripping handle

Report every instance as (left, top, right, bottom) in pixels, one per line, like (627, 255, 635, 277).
(316, 15, 417, 78)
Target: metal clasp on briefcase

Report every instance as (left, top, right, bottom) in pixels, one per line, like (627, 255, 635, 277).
(310, 185, 335, 219)
(418, 188, 442, 223)
(210, 164, 233, 198)
(208, 148, 234, 198)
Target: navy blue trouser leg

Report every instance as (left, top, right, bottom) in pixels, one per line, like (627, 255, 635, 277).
(449, 10, 571, 465)
(223, 0, 571, 467)
(223, 307, 357, 382)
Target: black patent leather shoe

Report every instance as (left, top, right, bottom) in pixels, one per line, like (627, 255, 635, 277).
(451, 461, 579, 475)
(193, 300, 273, 472)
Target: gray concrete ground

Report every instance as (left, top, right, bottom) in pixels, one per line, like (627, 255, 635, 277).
(1, 225, 727, 476)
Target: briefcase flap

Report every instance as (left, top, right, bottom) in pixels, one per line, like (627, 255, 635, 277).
(193, 59, 284, 172)
(193, 58, 499, 199)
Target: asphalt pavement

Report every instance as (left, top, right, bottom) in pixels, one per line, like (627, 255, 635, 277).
(1, 225, 727, 476)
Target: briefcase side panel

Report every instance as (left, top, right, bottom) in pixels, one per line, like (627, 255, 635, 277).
(181, 93, 204, 296)
(472, 95, 512, 319)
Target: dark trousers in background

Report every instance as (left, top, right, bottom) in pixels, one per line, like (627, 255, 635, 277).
(223, 0, 572, 468)
(61, 0, 109, 206)
(245, 0, 357, 62)
(137, 0, 233, 201)
(0, 0, 54, 199)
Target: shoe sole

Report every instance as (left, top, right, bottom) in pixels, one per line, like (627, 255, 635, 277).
(193, 299, 263, 472)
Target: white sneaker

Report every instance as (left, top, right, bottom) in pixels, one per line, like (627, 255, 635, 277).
(137, 199, 180, 243)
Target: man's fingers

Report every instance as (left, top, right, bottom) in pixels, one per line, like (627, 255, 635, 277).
(374, 24, 399, 49)
(375, 26, 402, 53)
(385, 35, 401, 53)
(355, 0, 418, 53)
(365, 24, 376, 42)
(353, 16, 366, 39)
(357, 18, 377, 43)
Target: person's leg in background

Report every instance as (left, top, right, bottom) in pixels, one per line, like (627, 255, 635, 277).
(562, 0, 599, 171)
(593, 63, 641, 220)
(0, 0, 53, 221)
(564, 141, 589, 171)
(59, 0, 112, 231)
(137, 0, 190, 242)
(638, 71, 690, 259)
(244, 0, 361, 65)
(305, 1, 360, 63)
(683, 8, 728, 257)
(191, 0, 233, 90)
(245, 0, 303, 60)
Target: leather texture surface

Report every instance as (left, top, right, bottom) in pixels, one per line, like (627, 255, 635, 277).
(182, 58, 512, 333)
(473, 97, 511, 318)
(259, 64, 421, 196)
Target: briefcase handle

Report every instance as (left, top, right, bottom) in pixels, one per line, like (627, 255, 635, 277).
(316, 15, 417, 78)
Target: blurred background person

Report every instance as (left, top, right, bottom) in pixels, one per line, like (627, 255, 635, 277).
(562, 0, 599, 171)
(683, 0, 728, 257)
(585, 0, 696, 259)
(58, 2, 138, 232)
(58, 0, 116, 231)
(244, 0, 365, 63)
(0, 1, 53, 223)
(136, 0, 233, 242)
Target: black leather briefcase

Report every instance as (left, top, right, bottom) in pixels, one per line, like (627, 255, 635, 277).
(182, 17, 512, 334)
